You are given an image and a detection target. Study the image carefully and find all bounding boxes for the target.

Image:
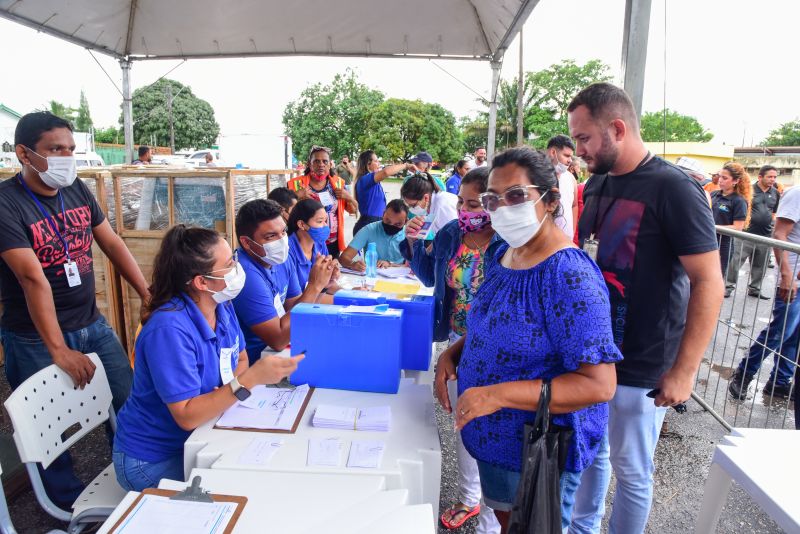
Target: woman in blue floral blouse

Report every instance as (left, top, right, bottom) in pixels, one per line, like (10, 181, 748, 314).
(434, 147, 622, 530)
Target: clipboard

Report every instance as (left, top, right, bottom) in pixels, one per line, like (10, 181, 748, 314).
(107, 480, 247, 534)
(213, 386, 315, 434)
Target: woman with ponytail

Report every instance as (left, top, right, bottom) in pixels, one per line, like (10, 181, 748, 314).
(352, 150, 415, 235)
(112, 225, 304, 491)
(401, 171, 459, 240)
(711, 162, 752, 278)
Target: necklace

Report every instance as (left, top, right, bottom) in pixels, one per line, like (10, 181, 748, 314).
(465, 233, 491, 252)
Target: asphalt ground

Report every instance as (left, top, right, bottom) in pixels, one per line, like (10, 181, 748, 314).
(0, 181, 789, 532)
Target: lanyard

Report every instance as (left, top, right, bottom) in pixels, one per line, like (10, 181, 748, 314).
(16, 174, 71, 260)
(591, 151, 652, 236)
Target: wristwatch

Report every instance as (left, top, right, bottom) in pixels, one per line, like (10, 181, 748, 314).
(229, 376, 251, 401)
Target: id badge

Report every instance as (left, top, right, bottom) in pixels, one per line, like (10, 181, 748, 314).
(274, 293, 286, 318)
(64, 260, 82, 287)
(317, 190, 335, 208)
(219, 347, 235, 384)
(583, 234, 599, 262)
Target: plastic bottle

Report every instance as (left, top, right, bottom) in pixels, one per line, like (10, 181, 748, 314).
(365, 242, 378, 286)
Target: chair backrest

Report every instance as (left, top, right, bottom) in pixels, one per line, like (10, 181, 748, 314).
(4, 353, 112, 469)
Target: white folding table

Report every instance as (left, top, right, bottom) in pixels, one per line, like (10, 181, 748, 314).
(695, 427, 800, 533)
(184, 379, 442, 520)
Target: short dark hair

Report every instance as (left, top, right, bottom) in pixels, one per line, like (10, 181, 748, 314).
(268, 187, 298, 210)
(287, 198, 325, 235)
(460, 166, 490, 193)
(14, 112, 73, 150)
(490, 147, 562, 218)
(567, 82, 639, 132)
(759, 165, 778, 177)
(138, 145, 151, 158)
(235, 199, 284, 239)
(546, 134, 575, 151)
(400, 173, 440, 201)
(474, 146, 486, 152)
(385, 199, 408, 215)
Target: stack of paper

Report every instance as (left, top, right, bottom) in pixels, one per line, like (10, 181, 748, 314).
(377, 266, 413, 279)
(312, 405, 391, 432)
(216, 384, 311, 430)
(347, 440, 386, 468)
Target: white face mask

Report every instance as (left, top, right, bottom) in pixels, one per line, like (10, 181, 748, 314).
(490, 196, 547, 248)
(204, 263, 246, 304)
(26, 148, 77, 189)
(554, 162, 568, 175)
(250, 235, 289, 266)
(408, 205, 427, 218)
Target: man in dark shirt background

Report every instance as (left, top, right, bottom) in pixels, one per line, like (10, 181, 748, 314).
(0, 112, 149, 506)
(725, 165, 780, 298)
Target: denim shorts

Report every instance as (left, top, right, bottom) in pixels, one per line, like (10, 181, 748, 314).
(112, 447, 184, 492)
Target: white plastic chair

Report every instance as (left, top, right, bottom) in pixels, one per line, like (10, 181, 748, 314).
(4, 353, 126, 533)
(0, 459, 17, 534)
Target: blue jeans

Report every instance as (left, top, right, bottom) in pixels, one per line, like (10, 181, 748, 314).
(476, 459, 583, 530)
(568, 385, 667, 534)
(738, 292, 799, 385)
(112, 448, 184, 491)
(1, 316, 132, 506)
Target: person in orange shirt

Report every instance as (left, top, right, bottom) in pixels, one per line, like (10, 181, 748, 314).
(703, 172, 720, 193)
(287, 146, 358, 258)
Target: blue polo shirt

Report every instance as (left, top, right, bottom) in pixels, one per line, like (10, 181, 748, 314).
(114, 295, 244, 462)
(348, 221, 406, 264)
(445, 174, 461, 194)
(232, 247, 301, 363)
(355, 172, 386, 218)
(288, 233, 327, 288)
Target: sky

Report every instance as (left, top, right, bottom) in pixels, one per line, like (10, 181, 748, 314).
(0, 0, 797, 147)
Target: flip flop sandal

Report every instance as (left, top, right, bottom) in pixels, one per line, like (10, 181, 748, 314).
(440, 503, 480, 529)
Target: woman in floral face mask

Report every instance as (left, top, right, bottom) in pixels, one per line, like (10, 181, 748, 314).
(399, 166, 504, 530)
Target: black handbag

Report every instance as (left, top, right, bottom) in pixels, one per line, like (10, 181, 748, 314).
(508, 380, 575, 534)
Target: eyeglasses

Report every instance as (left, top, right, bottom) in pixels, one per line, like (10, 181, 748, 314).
(204, 250, 240, 278)
(478, 185, 548, 212)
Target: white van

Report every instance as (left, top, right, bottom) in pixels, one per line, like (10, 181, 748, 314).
(74, 151, 105, 168)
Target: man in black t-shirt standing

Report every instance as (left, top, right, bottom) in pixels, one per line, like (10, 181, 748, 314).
(0, 112, 149, 507)
(725, 165, 780, 298)
(567, 84, 723, 534)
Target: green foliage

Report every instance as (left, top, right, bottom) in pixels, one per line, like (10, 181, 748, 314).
(75, 90, 93, 132)
(130, 79, 219, 150)
(360, 99, 463, 164)
(282, 69, 384, 162)
(48, 101, 77, 127)
(94, 126, 123, 144)
(640, 109, 713, 142)
(762, 119, 800, 146)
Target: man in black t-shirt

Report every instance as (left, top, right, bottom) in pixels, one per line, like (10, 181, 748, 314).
(0, 112, 149, 507)
(725, 165, 780, 298)
(567, 84, 723, 533)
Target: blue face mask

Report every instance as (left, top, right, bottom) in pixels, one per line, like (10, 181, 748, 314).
(306, 224, 331, 244)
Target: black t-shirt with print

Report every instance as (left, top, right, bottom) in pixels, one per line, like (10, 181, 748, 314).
(0, 175, 105, 332)
(577, 157, 719, 389)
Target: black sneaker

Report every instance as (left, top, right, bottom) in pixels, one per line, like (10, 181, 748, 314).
(724, 287, 733, 298)
(747, 290, 771, 300)
(763, 380, 793, 399)
(728, 369, 753, 399)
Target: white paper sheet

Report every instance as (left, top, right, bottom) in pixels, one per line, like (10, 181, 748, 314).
(238, 436, 283, 465)
(340, 304, 390, 314)
(112, 494, 237, 534)
(317, 190, 335, 207)
(307, 437, 343, 467)
(347, 440, 385, 469)
(312, 404, 391, 431)
(377, 266, 413, 279)
(216, 384, 310, 430)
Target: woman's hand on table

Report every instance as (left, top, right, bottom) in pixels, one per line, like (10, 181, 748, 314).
(434, 353, 457, 413)
(243, 353, 305, 386)
(455, 385, 503, 430)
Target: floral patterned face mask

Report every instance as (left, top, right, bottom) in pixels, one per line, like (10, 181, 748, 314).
(457, 209, 491, 233)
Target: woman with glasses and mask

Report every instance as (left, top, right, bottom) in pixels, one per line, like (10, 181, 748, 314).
(287, 146, 358, 259)
(437, 147, 621, 530)
(113, 225, 304, 491)
(287, 198, 340, 291)
(352, 150, 415, 236)
(400, 167, 503, 531)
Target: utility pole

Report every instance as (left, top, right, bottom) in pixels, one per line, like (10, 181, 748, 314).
(166, 83, 176, 153)
(516, 29, 524, 145)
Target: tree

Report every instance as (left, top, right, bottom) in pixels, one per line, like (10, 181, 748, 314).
(75, 90, 93, 132)
(762, 119, 800, 146)
(360, 99, 464, 164)
(48, 100, 77, 126)
(282, 69, 384, 162)
(130, 79, 219, 150)
(94, 126, 122, 144)
(640, 109, 713, 142)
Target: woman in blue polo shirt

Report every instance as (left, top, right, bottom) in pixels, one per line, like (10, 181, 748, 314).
(113, 225, 304, 491)
(353, 150, 414, 236)
(287, 199, 330, 288)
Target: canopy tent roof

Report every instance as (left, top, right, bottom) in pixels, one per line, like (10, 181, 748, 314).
(0, 0, 537, 62)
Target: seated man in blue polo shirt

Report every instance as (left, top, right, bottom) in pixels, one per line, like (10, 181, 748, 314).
(232, 199, 335, 363)
(339, 199, 408, 272)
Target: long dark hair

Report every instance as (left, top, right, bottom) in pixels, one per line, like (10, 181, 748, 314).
(287, 198, 325, 235)
(400, 172, 440, 201)
(352, 150, 376, 205)
(142, 224, 221, 324)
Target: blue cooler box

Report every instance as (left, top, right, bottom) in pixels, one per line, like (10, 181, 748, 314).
(289, 303, 404, 393)
(334, 289, 434, 371)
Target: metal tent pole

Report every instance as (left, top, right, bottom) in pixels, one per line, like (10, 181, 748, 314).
(620, 0, 653, 118)
(121, 59, 134, 163)
(487, 59, 503, 162)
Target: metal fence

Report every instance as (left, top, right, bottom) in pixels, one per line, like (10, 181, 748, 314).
(693, 226, 799, 430)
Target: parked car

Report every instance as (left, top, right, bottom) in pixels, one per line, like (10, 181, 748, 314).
(74, 151, 105, 168)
